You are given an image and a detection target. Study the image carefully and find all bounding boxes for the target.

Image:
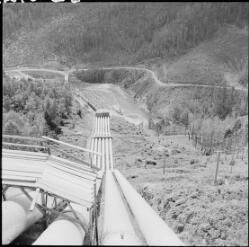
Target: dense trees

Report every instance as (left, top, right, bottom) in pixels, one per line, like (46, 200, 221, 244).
(3, 3, 77, 43)
(3, 74, 72, 137)
(3, 3, 248, 65)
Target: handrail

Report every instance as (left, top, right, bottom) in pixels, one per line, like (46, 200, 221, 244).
(3, 142, 47, 150)
(42, 136, 101, 156)
(3, 134, 44, 142)
(51, 146, 100, 171)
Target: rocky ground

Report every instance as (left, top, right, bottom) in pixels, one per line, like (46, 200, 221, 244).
(111, 116, 248, 246)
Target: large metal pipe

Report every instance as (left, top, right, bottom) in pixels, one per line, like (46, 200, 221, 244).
(93, 138, 97, 167)
(95, 117, 98, 137)
(102, 117, 104, 135)
(101, 117, 104, 135)
(93, 117, 97, 136)
(98, 138, 101, 170)
(104, 117, 106, 136)
(114, 170, 184, 246)
(107, 116, 110, 135)
(98, 117, 101, 136)
(97, 116, 100, 137)
(106, 116, 108, 135)
(33, 204, 88, 245)
(102, 138, 105, 170)
(109, 138, 114, 170)
(95, 116, 98, 136)
(33, 220, 84, 245)
(94, 138, 98, 168)
(101, 171, 142, 245)
(90, 138, 94, 165)
(103, 116, 106, 135)
(106, 116, 109, 134)
(2, 201, 27, 244)
(107, 117, 110, 135)
(104, 117, 107, 136)
(105, 138, 109, 171)
(2, 192, 43, 244)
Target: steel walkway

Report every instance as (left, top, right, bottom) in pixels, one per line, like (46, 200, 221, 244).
(2, 135, 101, 245)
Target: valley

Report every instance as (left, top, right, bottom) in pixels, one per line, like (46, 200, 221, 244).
(2, 2, 248, 246)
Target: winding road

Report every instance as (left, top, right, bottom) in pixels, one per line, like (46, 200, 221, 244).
(4, 65, 248, 92)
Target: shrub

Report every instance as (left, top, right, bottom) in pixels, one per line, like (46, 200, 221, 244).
(3, 74, 73, 137)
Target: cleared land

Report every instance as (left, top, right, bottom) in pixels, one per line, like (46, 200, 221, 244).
(75, 82, 248, 246)
(113, 119, 248, 246)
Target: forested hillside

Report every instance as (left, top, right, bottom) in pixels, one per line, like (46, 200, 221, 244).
(2, 73, 75, 137)
(2, 2, 248, 141)
(3, 2, 248, 81)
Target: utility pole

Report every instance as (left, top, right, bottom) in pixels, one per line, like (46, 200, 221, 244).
(163, 157, 166, 175)
(214, 151, 221, 185)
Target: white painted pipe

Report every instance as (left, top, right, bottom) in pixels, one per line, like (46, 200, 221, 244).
(92, 117, 95, 136)
(109, 138, 114, 170)
(105, 138, 110, 171)
(97, 117, 100, 137)
(106, 116, 108, 136)
(102, 138, 105, 170)
(106, 138, 109, 170)
(98, 138, 101, 170)
(94, 138, 98, 168)
(98, 117, 101, 136)
(93, 138, 97, 167)
(100, 117, 103, 135)
(106, 116, 109, 134)
(104, 117, 107, 137)
(98, 117, 100, 136)
(102, 117, 105, 134)
(108, 117, 111, 135)
(2, 192, 43, 244)
(90, 138, 94, 164)
(94, 117, 97, 136)
(2, 201, 27, 244)
(108, 116, 110, 135)
(103, 116, 105, 135)
(103, 117, 106, 136)
(95, 117, 98, 137)
(101, 117, 104, 135)
(101, 171, 141, 245)
(33, 217, 85, 245)
(102, 138, 105, 171)
(114, 170, 184, 246)
(33, 203, 88, 245)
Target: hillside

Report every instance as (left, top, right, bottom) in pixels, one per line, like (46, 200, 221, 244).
(2, 3, 248, 245)
(3, 2, 248, 88)
(161, 26, 248, 87)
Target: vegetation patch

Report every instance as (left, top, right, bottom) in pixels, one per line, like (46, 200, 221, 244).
(3, 73, 73, 137)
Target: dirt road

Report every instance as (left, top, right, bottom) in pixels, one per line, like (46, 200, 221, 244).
(5, 66, 248, 92)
